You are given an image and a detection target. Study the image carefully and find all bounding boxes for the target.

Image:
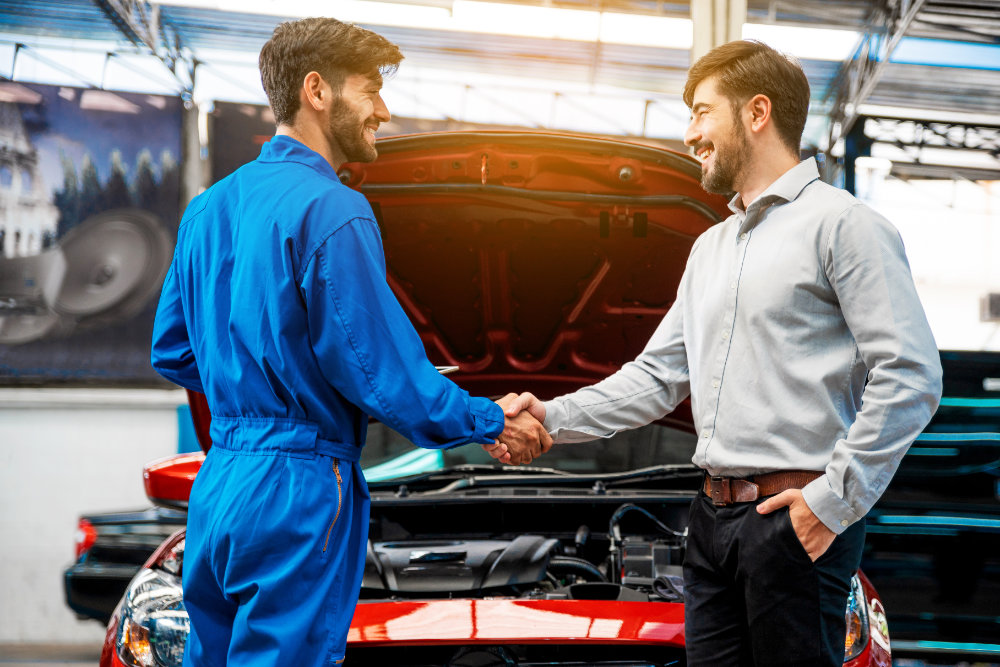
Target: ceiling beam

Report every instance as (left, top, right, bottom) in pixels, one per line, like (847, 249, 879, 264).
(824, 0, 927, 153)
(92, 0, 195, 96)
(691, 0, 747, 64)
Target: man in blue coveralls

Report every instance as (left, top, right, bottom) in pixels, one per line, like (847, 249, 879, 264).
(151, 17, 552, 666)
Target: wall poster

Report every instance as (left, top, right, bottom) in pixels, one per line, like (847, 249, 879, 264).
(0, 81, 182, 385)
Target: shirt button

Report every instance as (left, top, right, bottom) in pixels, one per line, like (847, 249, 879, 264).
(721, 331, 729, 339)
(840, 520, 849, 527)
(730, 282, 736, 289)
(712, 380, 720, 388)
(739, 233, 748, 241)
(701, 430, 711, 438)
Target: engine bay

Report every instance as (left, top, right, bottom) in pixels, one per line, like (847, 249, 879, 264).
(360, 492, 694, 604)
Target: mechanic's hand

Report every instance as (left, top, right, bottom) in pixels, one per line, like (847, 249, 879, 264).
(756, 489, 836, 562)
(481, 393, 553, 465)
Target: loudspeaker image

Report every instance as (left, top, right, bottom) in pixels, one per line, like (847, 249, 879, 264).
(0, 82, 181, 385)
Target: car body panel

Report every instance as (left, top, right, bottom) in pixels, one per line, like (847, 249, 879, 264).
(348, 599, 685, 646)
(64, 507, 186, 624)
(142, 452, 204, 508)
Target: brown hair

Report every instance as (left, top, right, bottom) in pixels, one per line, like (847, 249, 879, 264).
(684, 40, 809, 153)
(259, 17, 403, 126)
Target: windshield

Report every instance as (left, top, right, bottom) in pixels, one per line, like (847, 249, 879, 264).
(360, 421, 698, 482)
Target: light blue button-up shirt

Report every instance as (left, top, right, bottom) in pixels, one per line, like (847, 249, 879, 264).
(543, 158, 942, 533)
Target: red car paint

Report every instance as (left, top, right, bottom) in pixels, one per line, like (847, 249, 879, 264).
(101, 510, 892, 666)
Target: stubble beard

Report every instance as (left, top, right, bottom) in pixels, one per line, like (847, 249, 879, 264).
(328, 97, 377, 164)
(701, 122, 750, 196)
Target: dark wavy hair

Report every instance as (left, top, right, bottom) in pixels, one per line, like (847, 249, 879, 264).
(259, 17, 403, 126)
(684, 40, 809, 153)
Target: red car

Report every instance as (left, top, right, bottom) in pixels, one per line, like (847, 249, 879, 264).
(99, 131, 892, 667)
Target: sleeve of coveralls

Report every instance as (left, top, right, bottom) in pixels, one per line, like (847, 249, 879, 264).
(542, 259, 693, 443)
(301, 217, 504, 448)
(800, 204, 942, 534)
(150, 258, 204, 393)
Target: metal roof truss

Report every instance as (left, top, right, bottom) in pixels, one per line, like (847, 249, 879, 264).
(93, 0, 195, 96)
(826, 0, 927, 152)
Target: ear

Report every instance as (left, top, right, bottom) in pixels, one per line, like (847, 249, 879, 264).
(746, 94, 772, 134)
(301, 71, 332, 112)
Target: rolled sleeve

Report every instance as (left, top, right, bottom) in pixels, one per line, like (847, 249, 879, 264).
(804, 204, 942, 532)
(543, 297, 690, 443)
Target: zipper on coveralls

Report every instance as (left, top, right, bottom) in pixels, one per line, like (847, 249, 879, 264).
(322, 458, 343, 553)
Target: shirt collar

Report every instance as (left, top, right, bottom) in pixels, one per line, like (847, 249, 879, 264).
(257, 135, 339, 181)
(727, 157, 821, 217)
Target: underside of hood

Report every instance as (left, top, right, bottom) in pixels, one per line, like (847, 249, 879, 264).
(345, 131, 727, 412)
(189, 131, 728, 452)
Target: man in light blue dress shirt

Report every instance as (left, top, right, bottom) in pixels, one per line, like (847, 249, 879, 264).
(490, 40, 942, 665)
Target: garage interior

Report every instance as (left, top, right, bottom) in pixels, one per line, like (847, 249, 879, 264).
(0, 0, 998, 665)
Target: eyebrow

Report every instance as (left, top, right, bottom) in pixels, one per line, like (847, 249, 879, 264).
(691, 102, 712, 114)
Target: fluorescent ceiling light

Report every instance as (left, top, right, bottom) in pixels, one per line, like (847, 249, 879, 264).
(153, 0, 451, 29)
(80, 89, 142, 113)
(0, 81, 44, 104)
(154, 0, 693, 47)
(600, 12, 692, 49)
(452, 1, 600, 41)
(742, 23, 859, 62)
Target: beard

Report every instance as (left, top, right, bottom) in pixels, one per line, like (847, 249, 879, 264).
(327, 97, 377, 164)
(700, 121, 750, 195)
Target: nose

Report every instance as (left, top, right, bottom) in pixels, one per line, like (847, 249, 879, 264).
(374, 93, 391, 123)
(684, 117, 699, 147)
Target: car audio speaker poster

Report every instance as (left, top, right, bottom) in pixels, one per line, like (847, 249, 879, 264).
(0, 82, 181, 385)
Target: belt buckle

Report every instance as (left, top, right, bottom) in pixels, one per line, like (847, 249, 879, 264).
(708, 475, 731, 506)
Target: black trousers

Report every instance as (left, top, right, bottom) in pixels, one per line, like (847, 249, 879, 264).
(682, 492, 865, 667)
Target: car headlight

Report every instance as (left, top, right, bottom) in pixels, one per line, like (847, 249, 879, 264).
(843, 574, 869, 662)
(115, 538, 190, 667)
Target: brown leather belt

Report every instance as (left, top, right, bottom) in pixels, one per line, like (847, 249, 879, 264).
(703, 470, 823, 506)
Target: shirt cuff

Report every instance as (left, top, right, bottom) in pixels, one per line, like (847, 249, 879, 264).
(801, 476, 864, 535)
(471, 398, 505, 443)
(542, 398, 570, 437)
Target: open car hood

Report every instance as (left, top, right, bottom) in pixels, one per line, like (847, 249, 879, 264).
(185, 131, 728, 453)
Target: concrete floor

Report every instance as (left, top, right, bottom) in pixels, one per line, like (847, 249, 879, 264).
(1, 643, 996, 667)
(0, 644, 101, 667)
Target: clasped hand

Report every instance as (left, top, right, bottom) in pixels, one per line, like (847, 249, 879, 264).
(482, 392, 551, 465)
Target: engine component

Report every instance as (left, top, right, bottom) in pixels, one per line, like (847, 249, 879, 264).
(363, 535, 558, 593)
(619, 537, 683, 593)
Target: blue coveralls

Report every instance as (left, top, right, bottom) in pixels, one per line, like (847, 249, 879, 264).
(151, 136, 505, 666)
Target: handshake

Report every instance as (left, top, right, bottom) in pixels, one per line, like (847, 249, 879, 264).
(482, 392, 552, 465)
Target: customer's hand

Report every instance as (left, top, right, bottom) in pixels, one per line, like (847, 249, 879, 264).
(501, 392, 546, 424)
(757, 489, 836, 562)
(481, 393, 553, 465)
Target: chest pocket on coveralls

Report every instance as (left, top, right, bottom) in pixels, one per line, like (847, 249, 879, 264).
(322, 458, 343, 555)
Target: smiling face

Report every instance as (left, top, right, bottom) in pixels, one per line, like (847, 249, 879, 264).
(684, 76, 751, 196)
(325, 72, 391, 165)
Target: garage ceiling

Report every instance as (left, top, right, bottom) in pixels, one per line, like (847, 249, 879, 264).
(0, 0, 998, 177)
